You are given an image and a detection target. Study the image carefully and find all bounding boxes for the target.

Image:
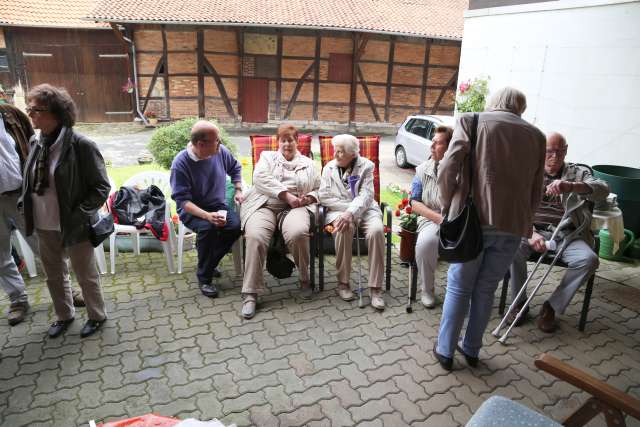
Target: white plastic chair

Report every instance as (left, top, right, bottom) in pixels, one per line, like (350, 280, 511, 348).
(11, 229, 37, 278)
(175, 177, 244, 277)
(109, 171, 176, 274)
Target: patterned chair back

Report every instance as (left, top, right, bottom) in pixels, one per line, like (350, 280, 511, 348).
(249, 134, 313, 168)
(318, 135, 381, 203)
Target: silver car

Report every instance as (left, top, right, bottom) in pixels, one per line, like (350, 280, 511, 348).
(394, 114, 455, 168)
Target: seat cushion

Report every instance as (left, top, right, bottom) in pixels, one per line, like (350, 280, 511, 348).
(466, 396, 561, 427)
(318, 135, 380, 202)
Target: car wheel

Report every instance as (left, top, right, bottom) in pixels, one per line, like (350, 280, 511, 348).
(395, 146, 409, 168)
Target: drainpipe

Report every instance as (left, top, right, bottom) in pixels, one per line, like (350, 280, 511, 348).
(120, 30, 148, 126)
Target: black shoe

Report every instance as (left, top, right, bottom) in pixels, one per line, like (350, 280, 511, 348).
(48, 318, 74, 338)
(456, 344, 479, 368)
(506, 304, 529, 327)
(80, 319, 106, 338)
(212, 268, 222, 278)
(433, 340, 453, 371)
(200, 283, 219, 298)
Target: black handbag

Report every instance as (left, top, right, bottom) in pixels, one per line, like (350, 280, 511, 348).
(88, 210, 115, 248)
(266, 210, 296, 279)
(439, 113, 483, 263)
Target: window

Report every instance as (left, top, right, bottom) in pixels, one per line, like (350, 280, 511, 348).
(328, 53, 352, 83)
(0, 54, 8, 72)
(409, 119, 430, 139)
(404, 118, 416, 131)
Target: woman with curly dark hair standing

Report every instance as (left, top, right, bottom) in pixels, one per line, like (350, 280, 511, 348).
(20, 84, 110, 338)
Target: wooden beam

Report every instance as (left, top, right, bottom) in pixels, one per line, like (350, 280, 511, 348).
(384, 36, 395, 122)
(161, 26, 171, 119)
(430, 70, 458, 114)
(284, 61, 316, 119)
(312, 32, 321, 121)
(357, 65, 380, 122)
(236, 28, 244, 121)
(276, 30, 283, 120)
(203, 57, 237, 119)
(419, 39, 431, 114)
(348, 33, 359, 126)
(141, 57, 164, 114)
(197, 29, 205, 118)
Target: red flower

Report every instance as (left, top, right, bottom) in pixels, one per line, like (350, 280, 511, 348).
(395, 209, 401, 217)
(397, 203, 404, 210)
(405, 206, 412, 214)
(401, 198, 409, 205)
(383, 226, 391, 233)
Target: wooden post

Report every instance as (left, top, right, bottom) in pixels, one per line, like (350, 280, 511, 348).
(197, 29, 205, 118)
(348, 33, 359, 127)
(236, 28, 244, 122)
(431, 70, 458, 115)
(276, 30, 283, 120)
(161, 26, 171, 119)
(312, 32, 321, 121)
(384, 36, 395, 122)
(419, 39, 431, 114)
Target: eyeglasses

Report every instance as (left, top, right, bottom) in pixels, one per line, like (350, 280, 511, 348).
(545, 148, 566, 157)
(26, 106, 48, 114)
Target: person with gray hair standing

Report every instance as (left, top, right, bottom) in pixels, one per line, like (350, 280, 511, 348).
(318, 134, 385, 310)
(20, 84, 110, 338)
(433, 87, 546, 370)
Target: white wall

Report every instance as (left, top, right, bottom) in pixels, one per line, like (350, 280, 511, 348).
(458, 0, 640, 168)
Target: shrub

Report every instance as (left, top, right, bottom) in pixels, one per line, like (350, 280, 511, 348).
(147, 117, 238, 169)
(456, 76, 490, 113)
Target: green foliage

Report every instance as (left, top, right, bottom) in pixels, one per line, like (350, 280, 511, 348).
(456, 76, 490, 113)
(147, 117, 238, 169)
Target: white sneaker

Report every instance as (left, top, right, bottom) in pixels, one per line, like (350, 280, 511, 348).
(337, 283, 355, 301)
(421, 290, 436, 309)
(241, 294, 257, 319)
(370, 288, 385, 310)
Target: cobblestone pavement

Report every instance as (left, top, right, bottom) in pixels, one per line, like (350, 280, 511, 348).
(1, 248, 639, 427)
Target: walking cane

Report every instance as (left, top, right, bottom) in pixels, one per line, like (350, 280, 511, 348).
(348, 175, 365, 308)
(492, 193, 586, 344)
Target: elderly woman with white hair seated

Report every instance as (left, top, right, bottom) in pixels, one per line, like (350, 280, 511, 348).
(318, 134, 385, 310)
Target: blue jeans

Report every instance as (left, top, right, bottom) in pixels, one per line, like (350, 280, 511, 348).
(182, 204, 241, 284)
(437, 232, 521, 358)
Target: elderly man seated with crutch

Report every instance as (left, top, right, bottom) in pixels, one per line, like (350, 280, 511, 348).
(505, 132, 608, 333)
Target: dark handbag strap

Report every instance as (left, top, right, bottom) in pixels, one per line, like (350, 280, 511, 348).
(467, 113, 479, 201)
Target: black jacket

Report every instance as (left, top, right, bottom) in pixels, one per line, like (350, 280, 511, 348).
(19, 127, 111, 247)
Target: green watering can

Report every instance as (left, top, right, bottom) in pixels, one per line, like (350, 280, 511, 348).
(598, 229, 635, 261)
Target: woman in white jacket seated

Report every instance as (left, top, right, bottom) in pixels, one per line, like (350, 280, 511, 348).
(318, 134, 385, 310)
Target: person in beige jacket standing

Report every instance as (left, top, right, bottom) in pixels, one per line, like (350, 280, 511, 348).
(433, 87, 546, 371)
(240, 124, 320, 319)
(318, 134, 385, 310)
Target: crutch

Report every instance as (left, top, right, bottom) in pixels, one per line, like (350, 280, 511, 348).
(348, 175, 366, 308)
(492, 193, 585, 344)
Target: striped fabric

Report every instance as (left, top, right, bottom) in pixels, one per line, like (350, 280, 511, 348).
(318, 135, 381, 202)
(249, 134, 313, 168)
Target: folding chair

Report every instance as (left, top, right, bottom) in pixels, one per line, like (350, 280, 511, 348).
(247, 133, 318, 289)
(317, 135, 393, 292)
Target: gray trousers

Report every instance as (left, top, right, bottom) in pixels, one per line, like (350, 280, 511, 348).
(0, 193, 28, 305)
(415, 221, 439, 295)
(509, 233, 598, 314)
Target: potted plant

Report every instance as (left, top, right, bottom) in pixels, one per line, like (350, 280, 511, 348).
(456, 76, 490, 113)
(144, 110, 158, 126)
(396, 193, 418, 262)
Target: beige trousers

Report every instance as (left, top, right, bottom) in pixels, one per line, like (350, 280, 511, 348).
(37, 230, 106, 321)
(333, 215, 384, 289)
(242, 206, 310, 294)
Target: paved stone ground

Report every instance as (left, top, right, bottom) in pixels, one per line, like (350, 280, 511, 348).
(1, 247, 639, 427)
